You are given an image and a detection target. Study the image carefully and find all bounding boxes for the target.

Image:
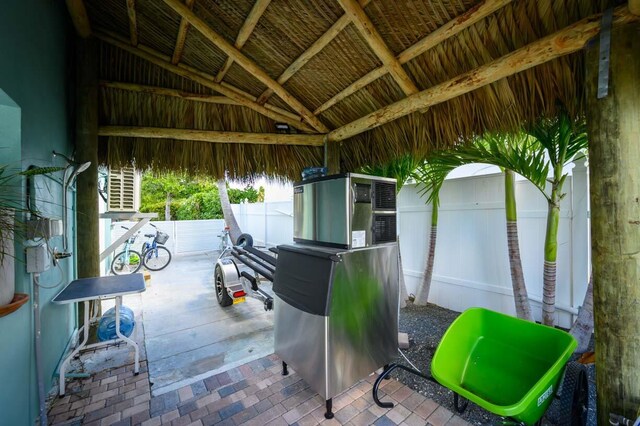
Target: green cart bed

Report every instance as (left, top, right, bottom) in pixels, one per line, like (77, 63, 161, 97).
(431, 308, 580, 425)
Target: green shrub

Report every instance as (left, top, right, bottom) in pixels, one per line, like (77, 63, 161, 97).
(175, 192, 223, 220)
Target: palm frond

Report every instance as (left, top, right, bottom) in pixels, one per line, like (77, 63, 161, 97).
(360, 154, 422, 193)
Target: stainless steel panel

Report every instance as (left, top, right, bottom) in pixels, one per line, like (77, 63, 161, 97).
(325, 244, 399, 397)
(316, 178, 348, 245)
(273, 243, 399, 399)
(274, 295, 329, 397)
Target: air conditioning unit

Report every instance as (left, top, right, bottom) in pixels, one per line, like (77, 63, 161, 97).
(107, 167, 141, 212)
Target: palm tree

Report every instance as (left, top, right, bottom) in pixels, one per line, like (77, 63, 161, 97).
(411, 160, 455, 306)
(217, 179, 242, 244)
(361, 154, 422, 308)
(570, 274, 593, 353)
(504, 168, 534, 321)
(527, 111, 588, 325)
(417, 134, 540, 319)
(427, 112, 586, 325)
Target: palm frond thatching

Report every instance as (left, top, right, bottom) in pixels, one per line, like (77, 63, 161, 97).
(84, 0, 607, 179)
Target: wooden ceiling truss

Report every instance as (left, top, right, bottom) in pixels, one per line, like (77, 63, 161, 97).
(66, 0, 639, 149)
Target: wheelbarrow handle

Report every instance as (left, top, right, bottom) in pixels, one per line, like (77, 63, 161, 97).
(372, 363, 435, 409)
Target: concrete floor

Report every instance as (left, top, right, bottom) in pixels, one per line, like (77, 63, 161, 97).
(140, 253, 275, 396)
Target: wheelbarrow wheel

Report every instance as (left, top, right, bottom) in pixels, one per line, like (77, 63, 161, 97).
(215, 264, 233, 307)
(556, 361, 589, 426)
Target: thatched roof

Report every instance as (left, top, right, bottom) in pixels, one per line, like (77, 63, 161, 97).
(66, 0, 635, 180)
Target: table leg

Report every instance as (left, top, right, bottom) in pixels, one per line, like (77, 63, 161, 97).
(115, 296, 140, 375)
(59, 301, 90, 397)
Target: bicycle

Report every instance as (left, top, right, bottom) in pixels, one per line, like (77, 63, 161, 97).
(140, 223, 172, 271)
(111, 226, 142, 275)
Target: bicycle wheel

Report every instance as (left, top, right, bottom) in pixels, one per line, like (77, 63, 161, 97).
(111, 250, 142, 275)
(142, 246, 172, 271)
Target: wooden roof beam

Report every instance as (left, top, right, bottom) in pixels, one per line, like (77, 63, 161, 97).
(336, 0, 418, 96)
(66, 0, 92, 38)
(315, 0, 513, 115)
(99, 126, 325, 146)
(126, 0, 138, 46)
(326, 6, 638, 142)
(162, 0, 329, 133)
(255, 0, 371, 105)
(100, 81, 242, 105)
(96, 31, 316, 133)
(100, 80, 301, 121)
(215, 0, 272, 83)
(171, 0, 196, 64)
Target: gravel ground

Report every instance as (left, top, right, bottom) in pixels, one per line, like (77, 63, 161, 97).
(391, 303, 596, 425)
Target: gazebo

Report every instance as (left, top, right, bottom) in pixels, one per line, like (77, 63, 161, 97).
(63, 0, 640, 423)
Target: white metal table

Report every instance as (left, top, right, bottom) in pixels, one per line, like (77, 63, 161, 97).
(52, 273, 145, 396)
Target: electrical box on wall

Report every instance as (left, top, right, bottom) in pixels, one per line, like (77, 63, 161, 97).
(26, 243, 51, 273)
(107, 167, 141, 212)
(26, 218, 63, 240)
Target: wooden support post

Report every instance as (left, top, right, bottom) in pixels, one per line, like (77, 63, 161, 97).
(74, 38, 100, 319)
(586, 21, 640, 424)
(324, 137, 341, 174)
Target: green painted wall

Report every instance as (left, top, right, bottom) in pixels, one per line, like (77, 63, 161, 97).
(0, 1, 75, 424)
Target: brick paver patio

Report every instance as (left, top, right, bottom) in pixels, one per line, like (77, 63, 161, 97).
(49, 353, 470, 426)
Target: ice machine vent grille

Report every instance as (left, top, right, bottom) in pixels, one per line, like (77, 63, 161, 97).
(374, 182, 396, 210)
(373, 215, 396, 244)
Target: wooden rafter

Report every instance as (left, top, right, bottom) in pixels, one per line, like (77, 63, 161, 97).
(326, 6, 638, 142)
(100, 80, 301, 121)
(99, 126, 325, 146)
(336, 0, 418, 96)
(255, 0, 371, 105)
(65, 0, 92, 38)
(171, 0, 196, 64)
(126, 0, 138, 46)
(100, 81, 242, 105)
(215, 0, 272, 83)
(315, 0, 513, 115)
(314, 68, 385, 115)
(162, 0, 329, 133)
(96, 31, 317, 133)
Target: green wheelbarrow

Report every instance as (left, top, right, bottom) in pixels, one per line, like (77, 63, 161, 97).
(373, 308, 589, 425)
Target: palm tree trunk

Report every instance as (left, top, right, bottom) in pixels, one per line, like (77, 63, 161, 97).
(570, 274, 594, 353)
(542, 185, 561, 326)
(504, 170, 533, 321)
(217, 179, 242, 244)
(415, 202, 438, 305)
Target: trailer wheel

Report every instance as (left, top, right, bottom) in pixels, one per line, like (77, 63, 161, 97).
(215, 264, 233, 307)
(236, 233, 253, 248)
(556, 362, 589, 426)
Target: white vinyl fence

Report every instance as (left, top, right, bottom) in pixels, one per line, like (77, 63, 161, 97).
(229, 162, 590, 328)
(107, 219, 226, 258)
(104, 162, 590, 327)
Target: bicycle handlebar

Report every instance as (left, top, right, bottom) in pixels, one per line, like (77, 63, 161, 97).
(121, 226, 129, 230)
(150, 223, 157, 228)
